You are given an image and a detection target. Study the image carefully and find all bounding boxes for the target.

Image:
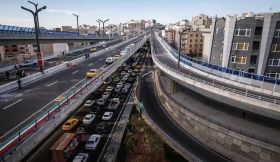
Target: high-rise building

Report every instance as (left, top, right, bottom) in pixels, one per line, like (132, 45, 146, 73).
(206, 12, 280, 77)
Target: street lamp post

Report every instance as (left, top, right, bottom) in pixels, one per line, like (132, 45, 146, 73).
(178, 28, 190, 70)
(73, 13, 79, 35)
(28, 1, 40, 34)
(21, 4, 46, 73)
(96, 20, 101, 36)
(97, 19, 109, 39)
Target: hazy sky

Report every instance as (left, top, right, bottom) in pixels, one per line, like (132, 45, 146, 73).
(0, 0, 279, 29)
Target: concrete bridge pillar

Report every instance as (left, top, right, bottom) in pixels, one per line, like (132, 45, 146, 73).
(166, 76, 179, 94)
(0, 46, 4, 61)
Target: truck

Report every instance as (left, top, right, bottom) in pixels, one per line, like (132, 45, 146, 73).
(108, 98, 120, 110)
(50, 133, 81, 162)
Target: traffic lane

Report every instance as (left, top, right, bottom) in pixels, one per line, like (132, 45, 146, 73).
(0, 40, 123, 85)
(141, 74, 229, 162)
(152, 37, 280, 100)
(0, 37, 142, 136)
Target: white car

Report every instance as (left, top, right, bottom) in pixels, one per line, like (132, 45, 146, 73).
(116, 83, 123, 88)
(102, 112, 113, 120)
(72, 153, 89, 162)
(106, 57, 114, 64)
(84, 100, 95, 107)
(85, 134, 101, 150)
(83, 114, 95, 125)
(97, 98, 105, 105)
(106, 86, 114, 92)
(102, 91, 111, 99)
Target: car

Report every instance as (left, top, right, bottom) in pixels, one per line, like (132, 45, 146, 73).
(131, 72, 136, 77)
(62, 118, 79, 131)
(113, 77, 120, 83)
(124, 66, 130, 71)
(128, 69, 133, 73)
(124, 73, 130, 78)
(86, 69, 98, 78)
(83, 114, 96, 125)
(114, 86, 122, 93)
(73, 153, 89, 162)
(97, 98, 105, 105)
(120, 78, 126, 84)
(122, 63, 127, 67)
(102, 91, 111, 99)
(120, 51, 127, 56)
(121, 71, 126, 77)
(134, 69, 139, 73)
(102, 112, 113, 120)
(104, 77, 112, 85)
(90, 48, 97, 52)
(124, 83, 131, 89)
(76, 126, 86, 134)
(84, 100, 95, 107)
(20, 59, 36, 67)
(95, 122, 109, 133)
(106, 57, 114, 64)
(108, 98, 120, 110)
(128, 77, 134, 82)
(106, 86, 114, 92)
(85, 134, 101, 150)
(112, 55, 121, 61)
(116, 82, 123, 88)
(122, 87, 129, 94)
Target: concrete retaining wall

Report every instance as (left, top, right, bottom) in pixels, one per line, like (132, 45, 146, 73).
(153, 70, 280, 162)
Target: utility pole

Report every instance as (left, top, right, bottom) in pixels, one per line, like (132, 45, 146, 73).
(21, 3, 46, 73)
(73, 13, 79, 35)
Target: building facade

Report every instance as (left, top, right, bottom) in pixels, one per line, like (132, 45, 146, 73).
(161, 30, 176, 46)
(207, 12, 280, 77)
(192, 14, 212, 30)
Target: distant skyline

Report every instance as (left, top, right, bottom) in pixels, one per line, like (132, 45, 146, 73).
(0, 0, 279, 29)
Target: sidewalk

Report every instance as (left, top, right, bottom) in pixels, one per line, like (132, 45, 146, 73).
(160, 75, 280, 146)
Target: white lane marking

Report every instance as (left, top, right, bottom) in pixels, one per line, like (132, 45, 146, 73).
(72, 70, 79, 75)
(2, 99, 23, 110)
(46, 81, 58, 87)
(88, 63, 92, 66)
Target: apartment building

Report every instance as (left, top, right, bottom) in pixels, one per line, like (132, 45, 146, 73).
(175, 30, 205, 57)
(207, 12, 280, 77)
(192, 14, 212, 30)
(161, 30, 176, 46)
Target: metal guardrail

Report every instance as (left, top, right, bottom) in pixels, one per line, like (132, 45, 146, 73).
(0, 36, 147, 157)
(157, 35, 280, 90)
(151, 37, 280, 105)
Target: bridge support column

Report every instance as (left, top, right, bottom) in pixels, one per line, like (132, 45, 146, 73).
(0, 46, 4, 61)
(166, 76, 179, 94)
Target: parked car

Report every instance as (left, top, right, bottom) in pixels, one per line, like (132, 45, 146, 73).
(102, 91, 111, 100)
(95, 122, 109, 133)
(102, 112, 113, 120)
(84, 100, 95, 107)
(72, 153, 89, 162)
(106, 86, 114, 92)
(97, 98, 105, 106)
(108, 98, 120, 110)
(20, 59, 36, 67)
(131, 72, 136, 77)
(106, 57, 114, 64)
(62, 118, 79, 131)
(85, 134, 101, 150)
(86, 69, 98, 78)
(83, 114, 95, 125)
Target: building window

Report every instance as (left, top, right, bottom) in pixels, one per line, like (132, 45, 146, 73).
(255, 27, 262, 36)
(190, 44, 192, 48)
(231, 56, 247, 64)
(190, 39, 192, 43)
(195, 39, 198, 43)
(190, 34, 193, 37)
(234, 28, 251, 37)
(196, 34, 198, 37)
(252, 41, 260, 50)
(271, 44, 280, 52)
(216, 27, 219, 34)
(274, 29, 280, 37)
(233, 42, 249, 51)
(268, 58, 280, 66)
